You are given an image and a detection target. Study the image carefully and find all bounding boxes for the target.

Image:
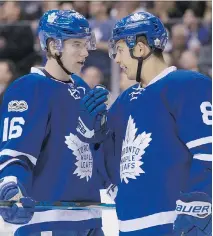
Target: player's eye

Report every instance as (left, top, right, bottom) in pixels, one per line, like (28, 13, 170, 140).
(117, 48, 123, 54)
(73, 43, 81, 47)
(72, 42, 88, 50)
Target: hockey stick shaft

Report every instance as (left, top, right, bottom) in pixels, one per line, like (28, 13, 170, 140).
(0, 200, 115, 210)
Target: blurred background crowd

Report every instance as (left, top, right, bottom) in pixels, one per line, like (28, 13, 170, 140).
(0, 1, 212, 103)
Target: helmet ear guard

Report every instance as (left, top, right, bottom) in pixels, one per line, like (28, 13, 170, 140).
(47, 39, 63, 53)
(52, 39, 63, 52)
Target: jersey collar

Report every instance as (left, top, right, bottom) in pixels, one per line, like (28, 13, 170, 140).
(31, 67, 45, 76)
(147, 66, 177, 87)
(30, 67, 75, 84)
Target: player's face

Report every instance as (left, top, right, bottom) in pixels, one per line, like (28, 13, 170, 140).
(114, 40, 138, 80)
(61, 38, 89, 75)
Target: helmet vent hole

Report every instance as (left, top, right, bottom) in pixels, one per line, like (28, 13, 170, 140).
(153, 21, 160, 32)
(61, 29, 73, 34)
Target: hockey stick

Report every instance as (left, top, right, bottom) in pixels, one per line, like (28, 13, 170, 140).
(0, 200, 115, 211)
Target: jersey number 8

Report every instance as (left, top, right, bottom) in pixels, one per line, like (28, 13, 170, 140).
(200, 101, 212, 125)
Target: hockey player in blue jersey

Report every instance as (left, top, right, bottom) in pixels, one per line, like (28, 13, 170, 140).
(76, 12, 212, 236)
(0, 10, 109, 236)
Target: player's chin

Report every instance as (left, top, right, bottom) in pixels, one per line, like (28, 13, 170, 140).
(74, 62, 84, 73)
(128, 72, 136, 80)
(77, 62, 84, 68)
(125, 69, 131, 78)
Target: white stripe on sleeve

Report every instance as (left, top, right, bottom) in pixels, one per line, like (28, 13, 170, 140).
(2, 209, 102, 233)
(119, 211, 176, 232)
(193, 154, 212, 162)
(0, 149, 37, 165)
(0, 158, 20, 171)
(186, 136, 212, 149)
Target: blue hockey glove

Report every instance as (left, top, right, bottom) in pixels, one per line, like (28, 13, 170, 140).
(0, 176, 35, 224)
(76, 85, 109, 143)
(173, 192, 212, 236)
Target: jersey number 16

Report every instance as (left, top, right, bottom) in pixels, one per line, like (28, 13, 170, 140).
(2, 117, 25, 142)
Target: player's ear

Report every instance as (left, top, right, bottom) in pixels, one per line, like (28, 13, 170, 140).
(49, 40, 60, 56)
(133, 42, 146, 58)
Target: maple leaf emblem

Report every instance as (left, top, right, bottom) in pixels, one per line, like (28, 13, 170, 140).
(65, 133, 93, 181)
(73, 12, 84, 19)
(120, 115, 152, 184)
(47, 12, 57, 23)
(154, 38, 161, 47)
(131, 13, 145, 22)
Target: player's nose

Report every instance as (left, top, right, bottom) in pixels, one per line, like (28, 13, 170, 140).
(114, 53, 121, 64)
(80, 47, 89, 58)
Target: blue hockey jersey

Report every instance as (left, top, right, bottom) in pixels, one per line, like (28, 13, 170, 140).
(0, 68, 108, 234)
(104, 67, 212, 235)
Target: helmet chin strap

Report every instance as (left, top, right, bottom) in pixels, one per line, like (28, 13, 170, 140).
(55, 53, 74, 75)
(129, 48, 155, 83)
(47, 43, 74, 76)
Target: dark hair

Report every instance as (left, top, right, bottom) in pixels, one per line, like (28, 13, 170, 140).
(0, 60, 17, 105)
(136, 35, 164, 60)
(0, 59, 17, 82)
(46, 38, 55, 59)
(59, 1, 73, 6)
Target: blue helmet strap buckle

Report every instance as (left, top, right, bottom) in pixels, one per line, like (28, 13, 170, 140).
(129, 48, 155, 83)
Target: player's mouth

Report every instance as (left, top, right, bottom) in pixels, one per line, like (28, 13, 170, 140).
(77, 60, 85, 65)
(120, 65, 128, 74)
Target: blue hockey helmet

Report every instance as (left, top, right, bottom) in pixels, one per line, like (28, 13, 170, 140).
(108, 12, 168, 59)
(38, 9, 96, 52)
(108, 12, 168, 82)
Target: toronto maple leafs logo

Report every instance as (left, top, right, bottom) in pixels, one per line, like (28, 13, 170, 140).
(47, 12, 57, 23)
(73, 12, 85, 19)
(154, 38, 161, 47)
(131, 13, 145, 22)
(120, 116, 152, 184)
(65, 133, 93, 181)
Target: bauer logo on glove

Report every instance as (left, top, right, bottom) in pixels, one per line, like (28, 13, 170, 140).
(176, 200, 212, 218)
